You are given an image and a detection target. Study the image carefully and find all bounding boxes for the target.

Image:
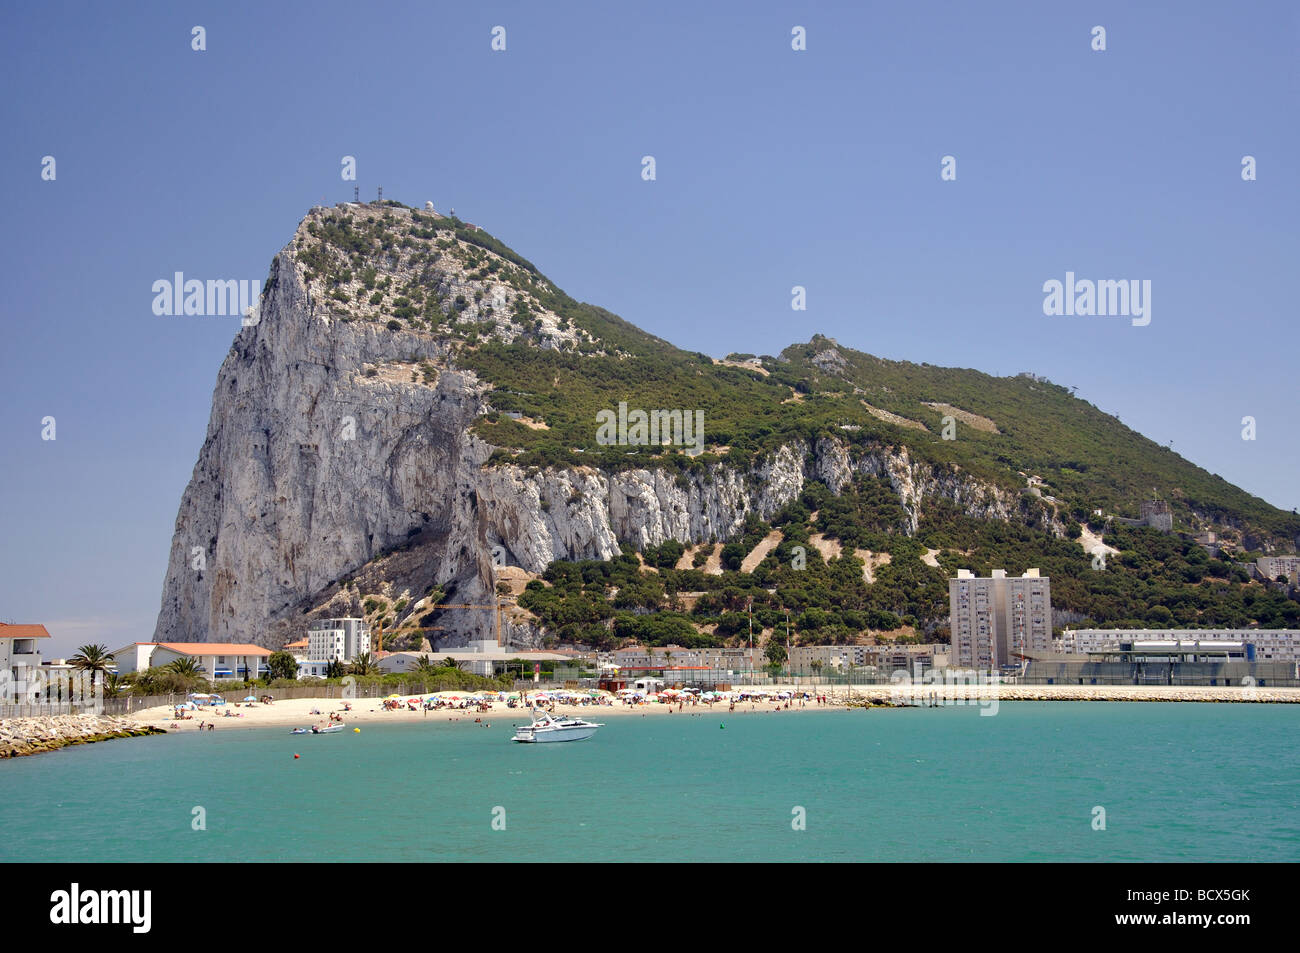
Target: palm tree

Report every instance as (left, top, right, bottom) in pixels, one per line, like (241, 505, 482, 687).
(103, 672, 128, 697)
(167, 657, 205, 679)
(69, 643, 112, 691)
(413, 655, 441, 676)
(441, 656, 461, 671)
(350, 653, 377, 676)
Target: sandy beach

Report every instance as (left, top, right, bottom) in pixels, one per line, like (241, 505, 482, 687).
(121, 682, 1300, 732)
(124, 692, 843, 731)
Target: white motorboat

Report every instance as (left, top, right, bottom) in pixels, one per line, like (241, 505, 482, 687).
(511, 709, 603, 743)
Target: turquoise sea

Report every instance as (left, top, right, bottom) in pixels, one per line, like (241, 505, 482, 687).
(2, 703, 1297, 862)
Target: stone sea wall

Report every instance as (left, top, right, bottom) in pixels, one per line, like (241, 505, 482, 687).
(840, 684, 1300, 706)
(0, 715, 165, 759)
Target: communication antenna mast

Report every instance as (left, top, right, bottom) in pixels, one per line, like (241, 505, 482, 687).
(353, 186, 359, 203)
(377, 186, 383, 202)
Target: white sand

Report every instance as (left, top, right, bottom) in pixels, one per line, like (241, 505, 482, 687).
(122, 691, 840, 730)
(121, 681, 1300, 733)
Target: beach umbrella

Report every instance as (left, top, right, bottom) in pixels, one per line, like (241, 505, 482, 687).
(243, 695, 257, 702)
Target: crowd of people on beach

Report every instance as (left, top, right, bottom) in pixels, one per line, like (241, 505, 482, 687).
(364, 687, 841, 716)
(614, 687, 832, 712)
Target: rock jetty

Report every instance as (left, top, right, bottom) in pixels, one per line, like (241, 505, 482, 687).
(0, 715, 165, 758)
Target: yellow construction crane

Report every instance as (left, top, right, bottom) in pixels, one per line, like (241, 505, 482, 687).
(373, 597, 514, 655)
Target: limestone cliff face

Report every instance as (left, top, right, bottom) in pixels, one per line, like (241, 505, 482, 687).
(153, 207, 1055, 649)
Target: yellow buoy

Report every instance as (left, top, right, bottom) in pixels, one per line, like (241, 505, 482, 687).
(354, 728, 360, 732)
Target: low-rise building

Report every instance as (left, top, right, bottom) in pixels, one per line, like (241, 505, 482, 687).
(377, 642, 570, 678)
(1062, 628, 1300, 663)
(608, 645, 756, 673)
(1, 622, 50, 682)
(787, 643, 946, 676)
(788, 644, 874, 671)
(110, 642, 273, 680)
(1258, 556, 1300, 582)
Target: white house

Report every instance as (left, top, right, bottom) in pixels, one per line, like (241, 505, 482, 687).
(110, 643, 272, 680)
(1, 622, 50, 683)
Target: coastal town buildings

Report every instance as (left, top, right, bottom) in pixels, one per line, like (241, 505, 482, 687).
(1060, 628, 1300, 663)
(376, 640, 570, 677)
(109, 642, 272, 680)
(786, 643, 948, 676)
(949, 569, 1052, 670)
(609, 645, 754, 673)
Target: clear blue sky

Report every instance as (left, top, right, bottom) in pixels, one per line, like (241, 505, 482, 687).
(2, 0, 1297, 657)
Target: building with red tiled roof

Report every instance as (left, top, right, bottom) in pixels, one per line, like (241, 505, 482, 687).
(1, 622, 50, 680)
(110, 642, 272, 680)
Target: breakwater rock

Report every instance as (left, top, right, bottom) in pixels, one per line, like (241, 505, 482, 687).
(835, 684, 1300, 706)
(0, 715, 166, 759)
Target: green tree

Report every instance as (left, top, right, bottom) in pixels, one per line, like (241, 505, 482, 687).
(132, 665, 206, 695)
(103, 672, 129, 697)
(413, 655, 442, 676)
(266, 651, 299, 681)
(764, 640, 788, 665)
(350, 653, 377, 676)
(167, 657, 205, 679)
(69, 643, 112, 688)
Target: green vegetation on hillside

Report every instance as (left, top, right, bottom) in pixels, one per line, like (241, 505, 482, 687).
(517, 479, 1299, 648)
(304, 200, 1299, 549)
(301, 200, 1298, 641)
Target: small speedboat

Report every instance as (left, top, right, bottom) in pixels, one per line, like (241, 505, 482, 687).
(512, 709, 602, 743)
(311, 723, 344, 734)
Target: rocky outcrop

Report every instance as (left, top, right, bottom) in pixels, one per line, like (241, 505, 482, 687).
(152, 208, 1058, 650)
(0, 715, 164, 758)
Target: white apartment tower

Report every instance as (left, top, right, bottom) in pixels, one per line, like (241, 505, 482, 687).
(949, 569, 1052, 670)
(307, 618, 372, 664)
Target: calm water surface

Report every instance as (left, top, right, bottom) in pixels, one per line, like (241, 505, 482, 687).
(2, 703, 1296, 862)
